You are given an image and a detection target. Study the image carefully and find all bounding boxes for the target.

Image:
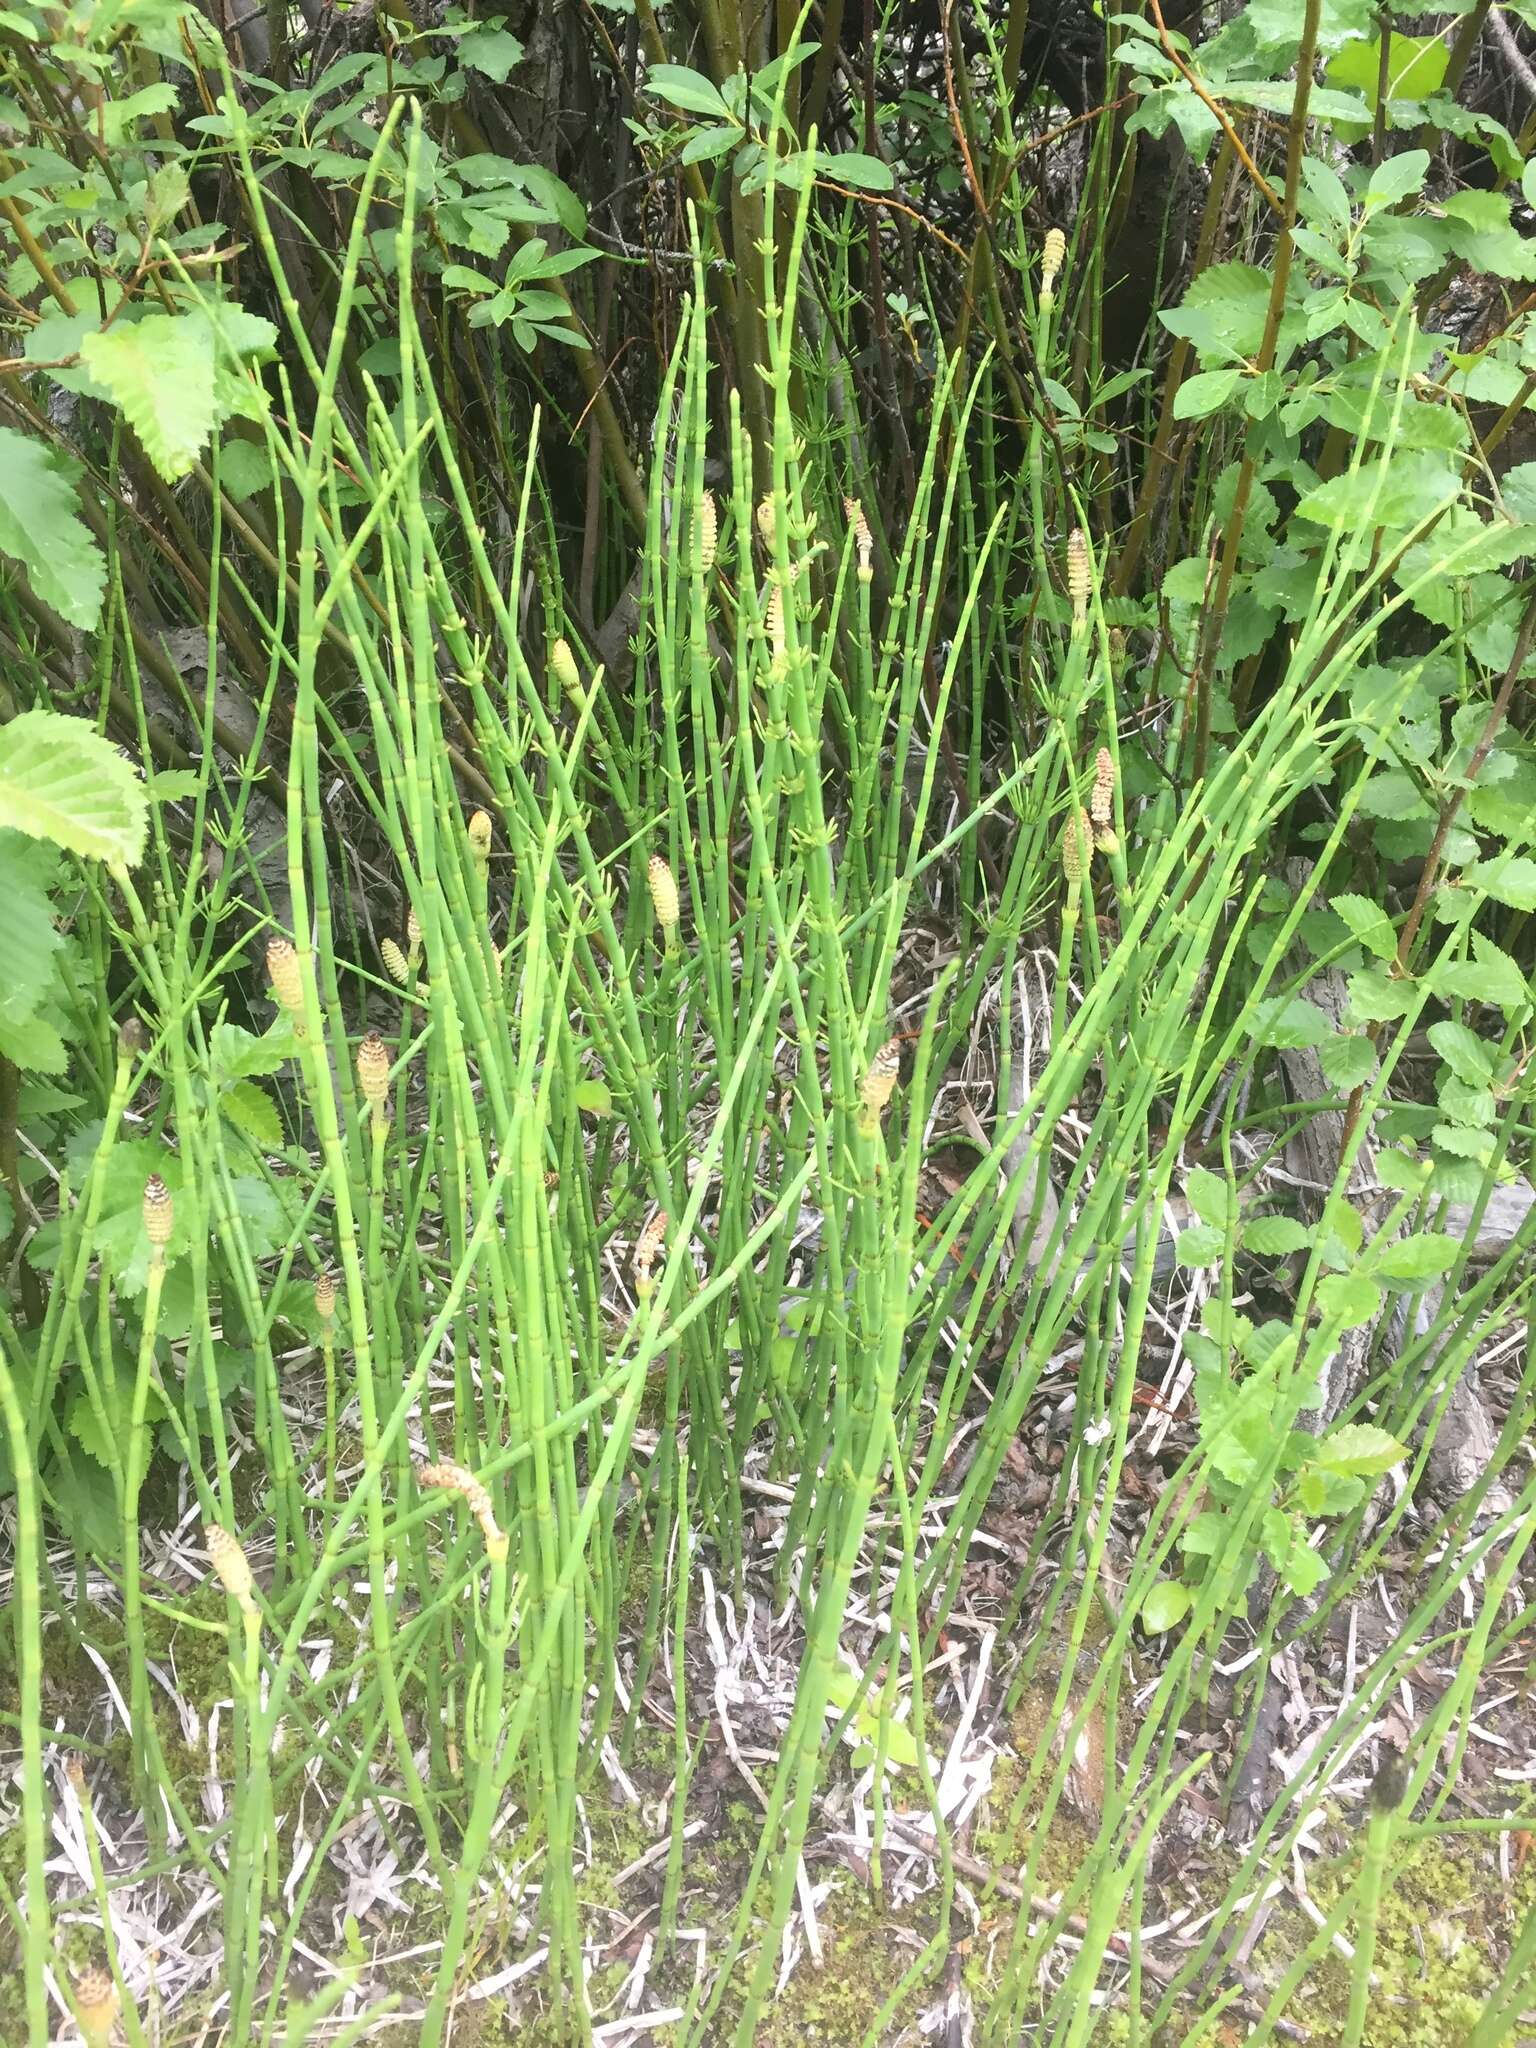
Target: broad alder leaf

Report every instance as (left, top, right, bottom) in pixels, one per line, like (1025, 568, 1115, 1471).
(1159, 262, 1272, 365)
(1316, 1422, 1408, 1475)
(1331, 891, 1396, 960)
(1461, 853, 1536, 912)
(0, 426, 106, 629)
(81, 312, 217, 481)
(1141, 1580, 1194, 1634)
(1426, 1019, 1493, 1086)
(1373, 1232, 1459, 1282)
(1243, 1214, 1313, 1256)
(1318, 1032, 1378, 1091)
(0, 710, 148, 867)
(219, 1079, 282, 1150)
(0, 831, 63, 1029)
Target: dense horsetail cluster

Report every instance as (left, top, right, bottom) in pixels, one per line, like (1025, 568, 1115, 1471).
(1, 0, 1535, 2041)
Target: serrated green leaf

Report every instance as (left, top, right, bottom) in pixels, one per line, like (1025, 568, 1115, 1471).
(1319, 1032, 1378, 1090)
(1158, 262, 1272, 366)
(1243, 1214, 1313, 1256)
(224, 1175, 292, 1259)
(1176, 1223, 1226, 1267)
(1461, 853, 1536, 911)
(81, 312, 217, 482)
(1257, 1506, 1292, 1569)
(211, 1016, 295, 1083)
(1250, 994, 1333, 1048)
(1377, 1148, 1433, 1193)
(573, 1077, 612, 1116)
(1331, 891, 1396, 959)
(180, 1345, 251, 1426)
(57, 1135, 189, 1292)
(1173, 367, 1243, 419)
(144, 162, 190, 233)
(67, 1385, 126, 1470)
(1438, 1076, 1495, 1127)
(1140, 1579, 1194, 1634)
(1432, 1120, 1497, 1161)
(1427, 1019, 1494, 1085)
(42, 1447, 117, 1557)
(1180, 1510, 1227, 1558)
(1439, 189, 1536, 280)
(1302, 1458, 1368, 1523)
(1372, 1232, 1458, 1282)
(1317, 1271, 1382, 1328)
(1431, 934, 1530, 1013)
(1316, 1421, 1408, 1475)
(1323, 1197, 1365, 1256)
(1281, 1539, 1331, 1596)
(1296, 454, 1461, 535)
(0, 426, 107, 629)
(219, 1078, 281, 1149)
(1346, 966, 1414, 1023)
(0, 1009, 67, 1072)
(1356, 769, 1430, 820)
(215, 438, 275, 504)
(456, 23, 523, 80)
(0, 831, 63, 1029)
(1185, 1167, 1234, 1228)
(0, 711, 148, 867)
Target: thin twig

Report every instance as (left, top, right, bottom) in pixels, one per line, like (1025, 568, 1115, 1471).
(1146, 0, 1284, 217)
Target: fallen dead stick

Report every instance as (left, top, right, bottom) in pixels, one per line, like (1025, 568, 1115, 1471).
(881, 1821, 1308, 2038)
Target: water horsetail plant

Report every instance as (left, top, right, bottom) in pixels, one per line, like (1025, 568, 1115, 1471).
(69, 1966, 120, 2048)
(206, 1521, 259, 1620)
(6, 74, 1535, 2048)
(266, 934, 306, 1033)
(121, 1170, 175, 1843)
(466, 807, 493, 881)
(633, 1208, 668, 1302)
(1340, 1752, 1408, 2048)
(315, 1268, 339, 1511)
(846, 494, 874, 582)
(858, 1037, 903, 1138)
(355, 1028, 391, 1130)
(696, 487, 719, 573)
(549, 634, 583, 700)
(1066, 526, 1092, 632)
(1090, 745, 1118, 855)
(647, 853, 682, 952)
(1040, 224, 1067, 308)
(417, 1459, 509, 1563)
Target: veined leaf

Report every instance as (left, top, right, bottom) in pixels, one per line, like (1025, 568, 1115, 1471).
(1331, 891, 1396, 960)
(1372, 1232, 1459, 1282)
(219, 1079, 282, 1150)
(81, 311, 217, 482)
(0, 711, 148, 868)
(1243, 1214, 1313, 1256)
(1140, 1580, 1193, 1634)
(0, 427, 107, 629)
(1426, 1019, 1494, 1086)
(0, 830, 63, 1030)
(645, 63, 732, 119)
(1315, 1422, 1408, 1475)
